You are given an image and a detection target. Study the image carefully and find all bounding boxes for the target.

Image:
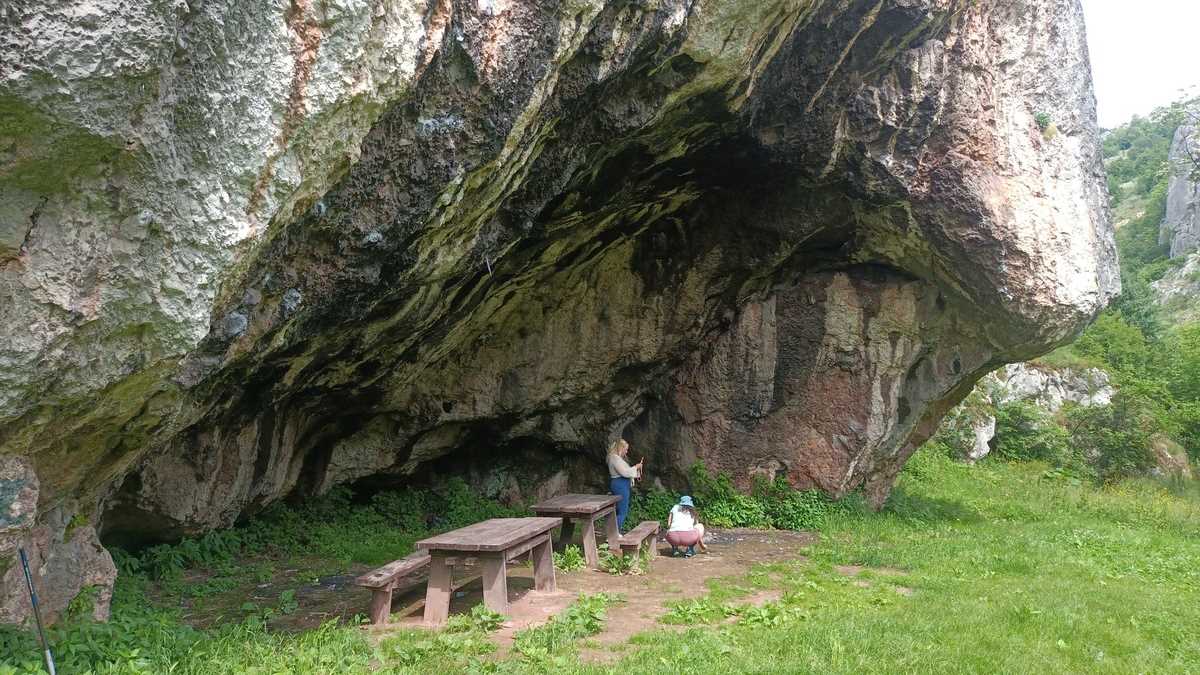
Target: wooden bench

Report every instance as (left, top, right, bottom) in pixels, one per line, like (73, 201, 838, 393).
(355, 549, 432, 625)
(616, 521, 660, 557)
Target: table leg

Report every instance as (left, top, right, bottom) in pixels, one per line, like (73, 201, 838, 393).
(531, 536, 556, 592)
(481, 553, 509, 615)
(423, 553, 452, 626)
(581, 516, 600, 568)
(604, 510, 620, 551)
(557, 518, 575, 552)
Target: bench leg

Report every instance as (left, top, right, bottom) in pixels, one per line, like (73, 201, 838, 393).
(581, 517, 600, 568)
(368, 586, 393, 625)
(423, 554, 452, 626)
(481, 554, 509, 615)
(557, 519, 575, 552)
(532, 537, 556, 592)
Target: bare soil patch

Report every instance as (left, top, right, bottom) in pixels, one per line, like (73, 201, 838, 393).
(163, 527, 815, 659)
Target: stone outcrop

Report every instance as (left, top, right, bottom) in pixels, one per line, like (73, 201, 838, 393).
(936, 362, 1114, 463)
(992, 362, 1114, 411)
(1159, 124, 1200, 258)
(1, 0, 1116, 622)
(1152, 124, 1200, 322)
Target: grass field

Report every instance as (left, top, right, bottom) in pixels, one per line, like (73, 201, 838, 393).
(3, 451, 1199, 674)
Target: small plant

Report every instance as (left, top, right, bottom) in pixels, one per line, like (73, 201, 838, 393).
(660, 597, 738, 624)
(1034, 112, 1052, 131)
(445, 603, 506, 633)
(553, 545, 586, 572)
(278, 589, 299, 615)
(512, 593, 617, 660)
(598, 543, 650, 575)
(738, 601, 807, 627)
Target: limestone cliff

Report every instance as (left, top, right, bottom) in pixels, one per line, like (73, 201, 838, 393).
(1, 0, 1116, 622)
(1158, 124, 1200, 258)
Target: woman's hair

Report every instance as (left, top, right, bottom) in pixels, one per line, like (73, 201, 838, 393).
(678, 504, 698, 521)
(607, 438, 628, 455)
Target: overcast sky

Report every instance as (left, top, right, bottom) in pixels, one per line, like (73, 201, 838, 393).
(1083, 0, 1200, 128)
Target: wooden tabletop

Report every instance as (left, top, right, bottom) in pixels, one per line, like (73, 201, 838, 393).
(530, 493, 620, 516)
(415, 517, 563, 552)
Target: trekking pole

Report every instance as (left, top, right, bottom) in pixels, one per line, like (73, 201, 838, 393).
(18, 549, 57, 675)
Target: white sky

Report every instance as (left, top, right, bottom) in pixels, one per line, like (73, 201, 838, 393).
(1083, 0, 1200, 128)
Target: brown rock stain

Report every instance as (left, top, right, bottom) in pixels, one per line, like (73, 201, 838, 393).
(247, 0, 324, 220)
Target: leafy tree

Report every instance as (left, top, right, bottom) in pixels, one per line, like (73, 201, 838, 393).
(1064, 394, 1157, 482)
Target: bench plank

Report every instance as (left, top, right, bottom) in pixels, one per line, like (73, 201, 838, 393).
(355, 550, 431, 589)
(617, 521, 660, 557)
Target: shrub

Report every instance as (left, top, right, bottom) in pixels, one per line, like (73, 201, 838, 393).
(1065, 394, 1157, 482)
(754, 478, 846, 531)
(991, 400, 1074, 466)
(625, 488, 677, 528)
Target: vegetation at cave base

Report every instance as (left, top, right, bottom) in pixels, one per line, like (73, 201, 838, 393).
(3, 451, 1199, 673)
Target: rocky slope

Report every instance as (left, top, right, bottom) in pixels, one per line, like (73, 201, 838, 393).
(1, 0, 1115, 622)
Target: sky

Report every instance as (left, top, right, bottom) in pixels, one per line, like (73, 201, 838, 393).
(1083, 0, 1200, 128)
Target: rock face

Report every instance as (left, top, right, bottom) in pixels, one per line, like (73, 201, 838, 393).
(992, 362, 1114, 412)
(936, 362, 1115, 463)
(1159, 125, 1200, 258)
(1, 0, 1116, 622)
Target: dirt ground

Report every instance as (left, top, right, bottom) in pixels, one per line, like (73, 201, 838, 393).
(167, 528, 818, 659)
(368, 528, 816, 660)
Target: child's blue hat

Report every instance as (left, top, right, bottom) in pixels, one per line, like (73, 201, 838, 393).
(679, 495, 694, 507)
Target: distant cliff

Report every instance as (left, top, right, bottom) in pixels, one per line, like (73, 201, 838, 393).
(1159, 125, 1200, 258)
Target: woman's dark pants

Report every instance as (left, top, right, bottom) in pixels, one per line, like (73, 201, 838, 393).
(609, 476, 631, 531)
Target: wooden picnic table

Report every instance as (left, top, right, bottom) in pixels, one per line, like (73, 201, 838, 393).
(530, 493, 621, 569)
(415, 516, 560, 625)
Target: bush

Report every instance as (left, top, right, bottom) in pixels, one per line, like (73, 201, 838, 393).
(628, 464, 850, 531)
(753, 478, 848, 531)
(625, 488, 678, 529)
(991, 400, 1074, 466)
(1065, 395, 1157, 483)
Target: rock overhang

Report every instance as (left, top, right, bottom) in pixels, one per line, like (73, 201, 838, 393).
(0, 0, 1116, 623)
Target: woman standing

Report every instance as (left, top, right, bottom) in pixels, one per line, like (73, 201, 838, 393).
(606, 438, 642, 531)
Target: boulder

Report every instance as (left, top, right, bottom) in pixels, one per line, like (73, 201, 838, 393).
(0, 0, 1116, 622)
(1149, 435, 1194, 481)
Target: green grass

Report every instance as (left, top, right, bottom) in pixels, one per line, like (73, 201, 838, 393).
(598, 450, 1200, 674)
(3, 453, 1200, 673)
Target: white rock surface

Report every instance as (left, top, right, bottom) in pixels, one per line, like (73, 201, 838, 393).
(993, 363, 1115, 411)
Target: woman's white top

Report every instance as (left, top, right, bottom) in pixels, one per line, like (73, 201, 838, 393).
(607, 452, 638, 480)
(668, 504, 697, 532)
